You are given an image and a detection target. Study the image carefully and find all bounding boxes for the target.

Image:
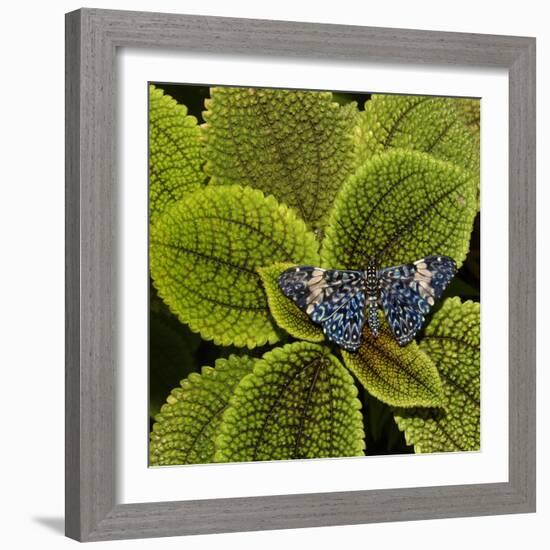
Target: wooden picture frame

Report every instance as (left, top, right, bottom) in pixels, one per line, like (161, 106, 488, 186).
(65, 8, 536, 541)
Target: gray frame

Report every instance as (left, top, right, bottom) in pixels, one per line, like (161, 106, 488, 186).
(65, 8, 536, 542)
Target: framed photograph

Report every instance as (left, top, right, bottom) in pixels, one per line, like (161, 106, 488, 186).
(65, 8, 536, 542)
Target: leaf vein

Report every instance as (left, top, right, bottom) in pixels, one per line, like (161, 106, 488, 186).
(252, 356, 322, 461)
(255, 98, 308, 220)
(375, 180, 467, 261)
(382, 97, 432, 149)
(294, 357, 326, 457)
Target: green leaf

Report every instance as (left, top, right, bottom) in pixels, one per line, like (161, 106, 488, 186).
(150, 185, 320, 348)
(257, 262, 324, 343)
(321, 149, 478, 269)
(332, 92, 359, 106)
(150, 355, 255, 466)
(149, 312, 201, 418)
(342, 323, 444, 408)
(203, 87, 357, 229)
(394, 298, 480, 452)
(215, 342, 365, 461)
(364, 393, 411, 454)
(455, 98, 481, 135)
(355, 94, 479, 176)
(149, 84, 204, 222)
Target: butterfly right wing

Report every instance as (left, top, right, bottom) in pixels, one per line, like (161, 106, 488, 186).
(378, 255, 457, 345)
(277, 266, 366, 351)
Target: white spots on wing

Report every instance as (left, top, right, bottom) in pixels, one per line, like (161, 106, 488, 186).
(413, 265, 434, 307)
(418, 279, 435, 295)
(304, 269, 330, 310)
(414, 271, 432, 284)
(306, 286, 324, 305)
(416, 268, 432, 278)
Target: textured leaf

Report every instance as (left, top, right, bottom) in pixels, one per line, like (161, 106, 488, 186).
(150, 185, 319, 348)
(454, 100, 480, 201)
(149, 84, 204, 222)
(215, 342, 365, 462)
(149, 312, 201, 418)
(364, 393, 412, 454)
(394, 298, 480, 452)
(257, 262, 325, 343)
(355, 94, 479, 175)
(455, 98, 481, 134)
(342, 323, 444, 408)
(321, 149, 477, 270)
(150, 355, 255, 466)
(203, 87, 357, 229)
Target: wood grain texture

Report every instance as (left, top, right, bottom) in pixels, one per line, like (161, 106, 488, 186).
(81, 7, 533, 66)
(65, 7, 536, 542)
(66, 8, 117, 540)
(65, 10, 81, 541)
(507, 40, 536, 509)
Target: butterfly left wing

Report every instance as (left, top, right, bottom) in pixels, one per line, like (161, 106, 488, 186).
(378, 255, 457, 345)
(320, 290, 366, 352)
(277, 266, 366, 351)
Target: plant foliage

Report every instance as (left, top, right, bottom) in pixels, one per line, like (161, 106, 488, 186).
(342, 322, 445, 408)
(150, 185, 319, 348)
(148, 85, 481, 465)
(321, 150, 478, 270)
(394, 298, 480, 452)
(203, 87, 357, 230)
(257, 262, 325, 343)
(149, 84, 204, 221)
(455, 98, 481, 134)
(149, 311, 201, 417)
(150, 355, 255, 465)
(355, 94, 480, 176)
(215, 342, 365, 461)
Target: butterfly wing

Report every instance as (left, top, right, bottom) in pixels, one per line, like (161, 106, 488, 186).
(378, 255, 457, 345)
(320, 291, 366, 352)
(278, 266, 366, 351)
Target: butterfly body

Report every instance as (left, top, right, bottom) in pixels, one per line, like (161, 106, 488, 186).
(364, 258, 381, 338)
(278, 255, 456, 352)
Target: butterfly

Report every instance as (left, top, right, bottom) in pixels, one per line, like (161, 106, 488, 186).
(278, 255, 457, 352)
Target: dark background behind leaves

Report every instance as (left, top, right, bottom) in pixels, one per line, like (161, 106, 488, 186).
(149, 83, 480, 456)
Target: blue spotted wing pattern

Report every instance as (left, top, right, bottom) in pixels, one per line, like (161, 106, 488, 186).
(277, 255, 456, 350)
(277, 267, 366, 351)
(378, 256, 457, 345)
